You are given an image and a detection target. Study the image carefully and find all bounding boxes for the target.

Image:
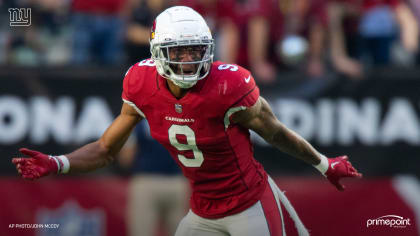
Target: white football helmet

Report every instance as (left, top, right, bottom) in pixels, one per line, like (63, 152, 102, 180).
(150, 6, 214, 88)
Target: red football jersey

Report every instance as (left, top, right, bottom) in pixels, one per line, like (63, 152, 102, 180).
(122, 59, 268, 218)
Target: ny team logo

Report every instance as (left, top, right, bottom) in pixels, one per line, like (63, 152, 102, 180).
(8, 8, 31, 26)
(366, 215, 411, 228)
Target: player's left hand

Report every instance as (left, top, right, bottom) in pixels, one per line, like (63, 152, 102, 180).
(324, 155, 362, 191)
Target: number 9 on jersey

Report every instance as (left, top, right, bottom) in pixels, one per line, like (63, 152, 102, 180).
(168, 125, 204, 167)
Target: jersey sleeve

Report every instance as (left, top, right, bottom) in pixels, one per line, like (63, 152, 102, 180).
(231, 75, 260, 109)
(219, 64, 260, 129)
(121, 61, 149, 118)
(122, 61, 149, 102)
(226, 65, 260, 109)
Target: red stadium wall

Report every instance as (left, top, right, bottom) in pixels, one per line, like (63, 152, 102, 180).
(1, 178, 128, 236)
(277, 177, 419, 236)
(0, 176, 419, 236)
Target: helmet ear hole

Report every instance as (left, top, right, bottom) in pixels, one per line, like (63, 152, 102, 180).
(161, 47, 169, 60)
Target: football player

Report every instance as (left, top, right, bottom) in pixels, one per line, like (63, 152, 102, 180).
(12, 6, 362, 236)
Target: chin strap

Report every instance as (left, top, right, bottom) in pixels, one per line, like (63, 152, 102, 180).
(170, 78, 197, 89)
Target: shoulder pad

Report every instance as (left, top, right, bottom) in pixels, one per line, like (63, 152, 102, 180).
(211, 62, 258, 107)
(122, 59, 158, 105)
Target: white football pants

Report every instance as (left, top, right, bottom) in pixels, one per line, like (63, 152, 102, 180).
(174, 177, 309, 236)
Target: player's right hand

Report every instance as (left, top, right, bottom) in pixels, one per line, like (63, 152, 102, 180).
(12, 148, 58, 180)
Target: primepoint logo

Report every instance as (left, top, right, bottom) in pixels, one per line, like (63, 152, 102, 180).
(367, 215, 411, 228)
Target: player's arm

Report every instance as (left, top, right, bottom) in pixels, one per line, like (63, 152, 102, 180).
(12, 103, 143, 179)
(64, 102, 142, 173)
(232, 96, 322, 165)
(231, 96, 362, 190)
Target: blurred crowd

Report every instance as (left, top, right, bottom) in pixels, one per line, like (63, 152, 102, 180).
(1, 0, 420, 83)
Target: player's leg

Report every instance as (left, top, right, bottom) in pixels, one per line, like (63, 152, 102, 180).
(267, 177, 309, 236)
(71, 13, 92, 64)
(127, 175, 158, 236)
(224, 182, 284, 236)
(100, 16, 123, 64)
(164, 176, 189, 235)
(223, 201, 273, 236)
(174, 210, 229, 236)
(225, 177, 309, 236)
